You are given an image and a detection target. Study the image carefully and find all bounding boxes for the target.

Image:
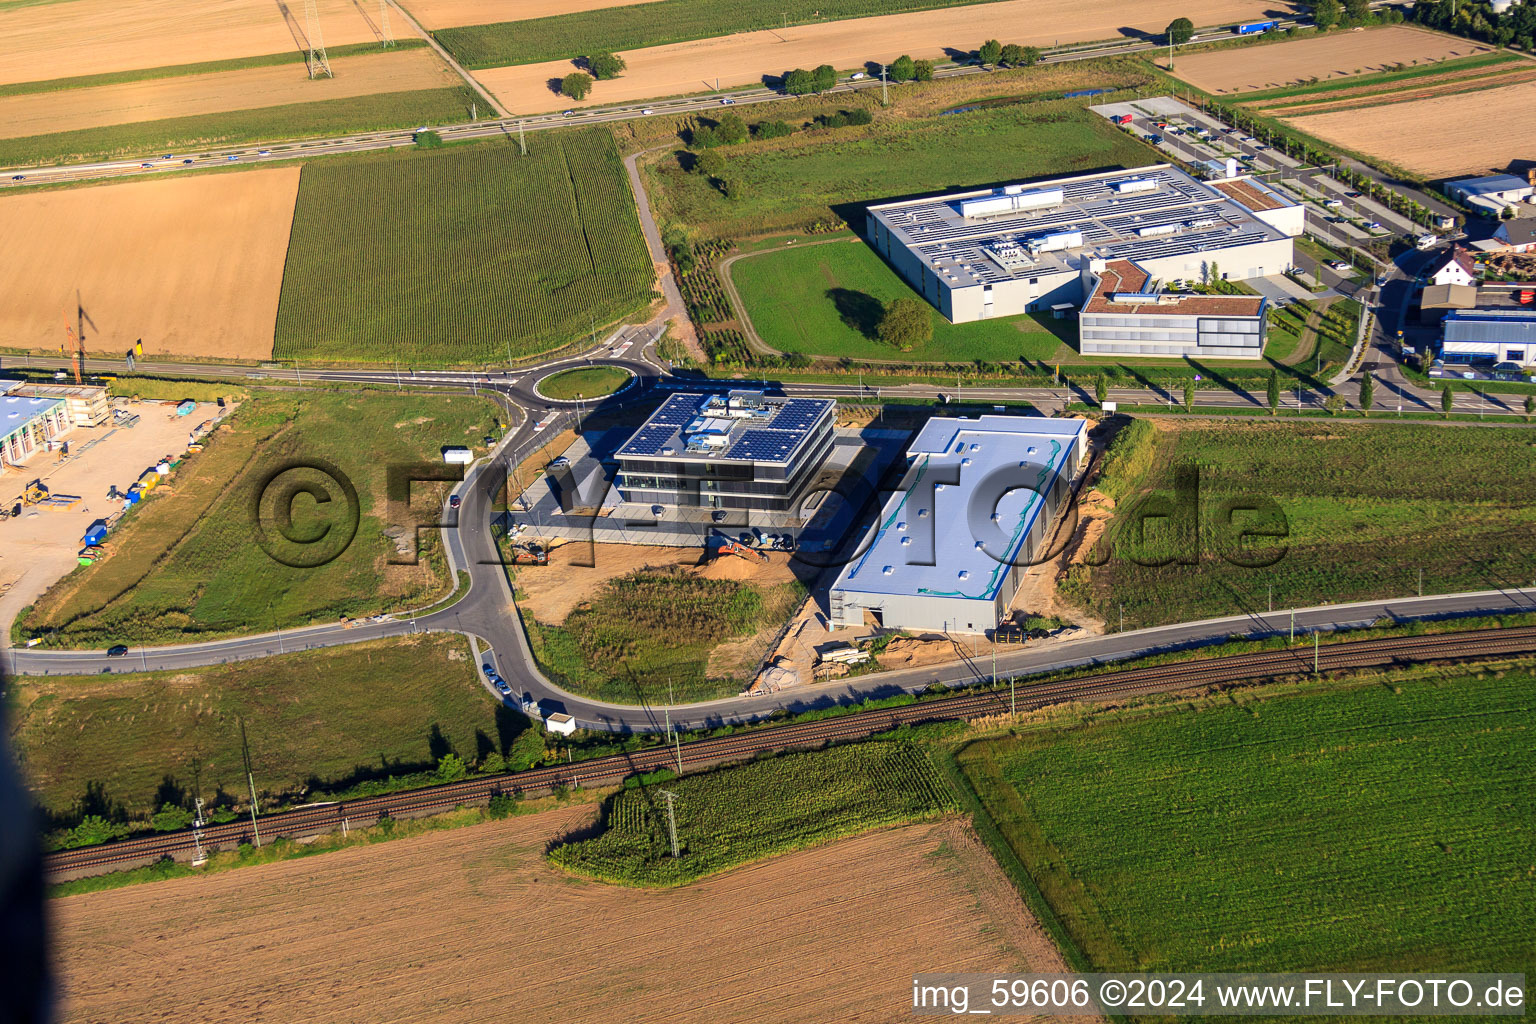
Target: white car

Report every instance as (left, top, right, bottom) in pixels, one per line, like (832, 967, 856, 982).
(719, 97, 735, 105)
(641, 108, 654, 115)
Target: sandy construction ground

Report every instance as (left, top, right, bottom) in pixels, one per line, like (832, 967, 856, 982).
(0, 169, 297, 359)
(0, 402, 217, 646)
(405, 0, 653, 30)
(1, 0, 419, 88)
(0, 48, 457, 140)
(1169, 25, 1491, 94)
(480, 0, 1290, 114)
(1285, 81, 1536, 177)
(51, 807, 1073, 1024)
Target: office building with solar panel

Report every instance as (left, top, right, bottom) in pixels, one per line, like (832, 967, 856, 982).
(865, 164, 1297, 330)
(614, 391, 836, 512)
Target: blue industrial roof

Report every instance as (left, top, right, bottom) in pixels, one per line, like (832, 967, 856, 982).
(1444, 309, 1536, 345)
(1448, 174, 1531, 196)
(1, 392, 64, 433)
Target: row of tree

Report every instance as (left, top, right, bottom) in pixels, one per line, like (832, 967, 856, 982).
(560, 51, 628, 99)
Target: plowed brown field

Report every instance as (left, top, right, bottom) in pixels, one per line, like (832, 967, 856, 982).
(0, 48, 457, 140)
(406, 0, 653, 30)
(1168, 25, 1490, 94)
(51, 809, 1073, 1024)
(2, 0, 417, 88)
(1284, 81, 1536, 177)
(479, 0, 1290, 114)
(0, 169, 297, 359)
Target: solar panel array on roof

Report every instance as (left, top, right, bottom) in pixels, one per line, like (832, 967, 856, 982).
(767, 399, 824, 433)
(620, 425, 679, 456)
(648, 394, 703, 426)
(724, 428, 800, 462)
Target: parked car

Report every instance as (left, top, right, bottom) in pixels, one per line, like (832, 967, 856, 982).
(496, 681, 512, 696)
(482, 663, 496, 676)
(106, 644, 129, 657)
(1329, 260, 1350, 271)
(1366, 221, 1383, 231)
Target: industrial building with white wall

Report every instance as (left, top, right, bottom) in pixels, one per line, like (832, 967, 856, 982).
(865, 164, 1299, 338)
(1, 383, 72, 473)
(829, 416, 1087, 634)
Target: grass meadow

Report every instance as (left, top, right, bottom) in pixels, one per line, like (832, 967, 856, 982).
(538, 365, 632, 400)
(9, 636, 525, 819)
(549, 741, 956, 885)
(436, 0, 993, 69)
(956, 667, 1536, 975)
(649, 98, 1156, 241)
(274, 128, 654, 366)
(523, 567, 805, 702)
(730, 238, 1075, 363)
(1062, 419, 1536, 629)
(0, 86, 479, 168)
(19, 391, 500, 646)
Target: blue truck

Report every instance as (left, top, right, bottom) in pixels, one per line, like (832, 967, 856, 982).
(1236, 20, 1277, 34)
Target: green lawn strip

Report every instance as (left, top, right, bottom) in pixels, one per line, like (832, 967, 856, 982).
(274, 129, 654, 366)
(18, 390, 500, 645)
(10, 636, 533, 822)
(547, 741, 957, 885)
(436, 0, 996, 69)
(521, 567, 806, 703)
(1233, 50, 1522, 104)
(650, 96, 1156, 241)
(538, 365, 633, 400)
(729, 239, 1074, 362)
(955, 666, 1536, 974)
(0, 40, 426, 100)
(0, 85, 478, 168)
(1063, 419, 1536, 628)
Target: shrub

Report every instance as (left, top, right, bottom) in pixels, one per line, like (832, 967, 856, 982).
(845, 108, 873, 126)
(877, 297, 932, 350)
(560, 72, 593, 100)
(813, 64, 837, 92)
(435, 753, 468, 783)
(487, 793, 519, 819)
(696, 149, 726, 178)
(753, 120, 795, 140)
(890, 54, 915, 82)
(151, 803, 194, 833)
(717, 112, 749, 145)
(913, 59, 934, 82)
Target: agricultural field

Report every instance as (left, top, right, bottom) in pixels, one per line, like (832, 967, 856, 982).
(956, 667, 1536, 975)
(472, 0, 1282, 114)
(8, 636, 528, 820)
(730, 238, 1073, 362)
(551, 742, 957, 885)
(1060, 419, 1536, 630)
(537, 365, 633, 400)
(1, 0, 409, 88)
(407, 0, 654, 32)
(649, 98, 1156, 240)
(274, 129, 655, 365)
(0, 47, 459, 142)
(523, 562, 807, 702)
(51, 804, 1068, 1024)
(18, 391, 500, 646)
(1168, 25, 1493, 94)
(0, 168, 297, 360)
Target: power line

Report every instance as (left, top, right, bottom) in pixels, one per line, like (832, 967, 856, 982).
(239, 717, 262, 847)
(657, 788, 681, 858)
(304, 0, 333, 79)
(379, 0, 395, 47)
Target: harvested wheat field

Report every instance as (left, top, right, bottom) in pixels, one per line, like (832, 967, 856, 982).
(0, 169, 297, 359)
(1169, 25, 1490, 94)
(407, 0, 653, 30)
(51, 807, 1070, 1024)
(1285, 81, 1536, 177)
(0, 48, 457, 141)
(0, 0, 414, 88)
(480, 0, 1289, 114)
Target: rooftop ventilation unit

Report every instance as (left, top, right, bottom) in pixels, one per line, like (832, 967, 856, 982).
(1187, 217, 1217, 229)
(1138, 223, 1179, 238)
(1027, 229, 1083, 253)
(960, 187, 1064, 219)
(1114, 178, 1158, 194)
(984, 242, 1035, 271)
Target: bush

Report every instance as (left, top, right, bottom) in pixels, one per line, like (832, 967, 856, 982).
(487, 793, 519, 819)
(150, 803, 194, 833)
(845, 108, 873, 126)
(978, 39, 1002, 67)
(813, 64, 837, 92)
(913, 60, 934, 82)
(696, 148, 726, 178)
(435, 753, 468, 783)
(753, 119, 795, 140)
(584, 51, 626, 80)
(560, 72, 593, 100)
(413, 130, 443, 149)
(890, 54, 915, 82)
(717, 112, 749, 145)
(818, 112, 849, 129)
(1000, 43, 1023, 66)
(877, 297, 932, 350)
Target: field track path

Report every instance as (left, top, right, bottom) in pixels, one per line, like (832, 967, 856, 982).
(388, 0, 508, 117)
(624, 145, 704, 360)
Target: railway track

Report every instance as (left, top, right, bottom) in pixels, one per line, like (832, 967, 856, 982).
(45, 624, 1536, 881)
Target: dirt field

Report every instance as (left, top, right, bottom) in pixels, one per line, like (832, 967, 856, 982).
(406, 0, 654, 30)
(3, 0, 418, 88)
(0, 401, 220, 644)
(1251, 64, 1536, 114)
(0, 169, 297, 360)
(0, 48, 457, 140)
(51, 807, 1073, 1024)
(1285, 81, 1536, 177)
(1168, 25, 1491, 94)
(479, 0, 1289, 114)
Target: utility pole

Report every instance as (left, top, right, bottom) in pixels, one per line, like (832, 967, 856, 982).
(1313, 631, 1319, 676)
(240, 717, 262, 848)
(879, 64, 888, 106)
(1289, 608, 1294, 643)
(191, 797, 208, 867)
(658, 789, 681, 858)
(666, 679, 683, 773)
(1418, 568, 1423, 597)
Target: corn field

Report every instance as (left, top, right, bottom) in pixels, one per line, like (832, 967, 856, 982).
(548, 742, 957, 886)
(274, 129, 653, 367)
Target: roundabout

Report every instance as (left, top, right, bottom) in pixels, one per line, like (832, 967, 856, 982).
(533, 364, 636, 403)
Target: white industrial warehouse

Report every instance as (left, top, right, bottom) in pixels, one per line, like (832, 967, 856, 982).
(865, 164, 1299, 356)
(829, 415, 1087, 634)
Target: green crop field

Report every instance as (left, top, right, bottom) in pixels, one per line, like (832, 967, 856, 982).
(274, 129, 654, 366)
(549, 741, 957, 885)
(538, 365, 633, 400)
(523, 567, 805, 703)
(956, 667, 1536, 975)
(730, 239, 1075, 363)
(0, 86, 478, 169)
(436, 0, 992, 70)
(649, 99, 1156, 241)
(9, 636, 536, 820)
(18, 391, 499, 647)
(1062, 419, 1536, 629)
